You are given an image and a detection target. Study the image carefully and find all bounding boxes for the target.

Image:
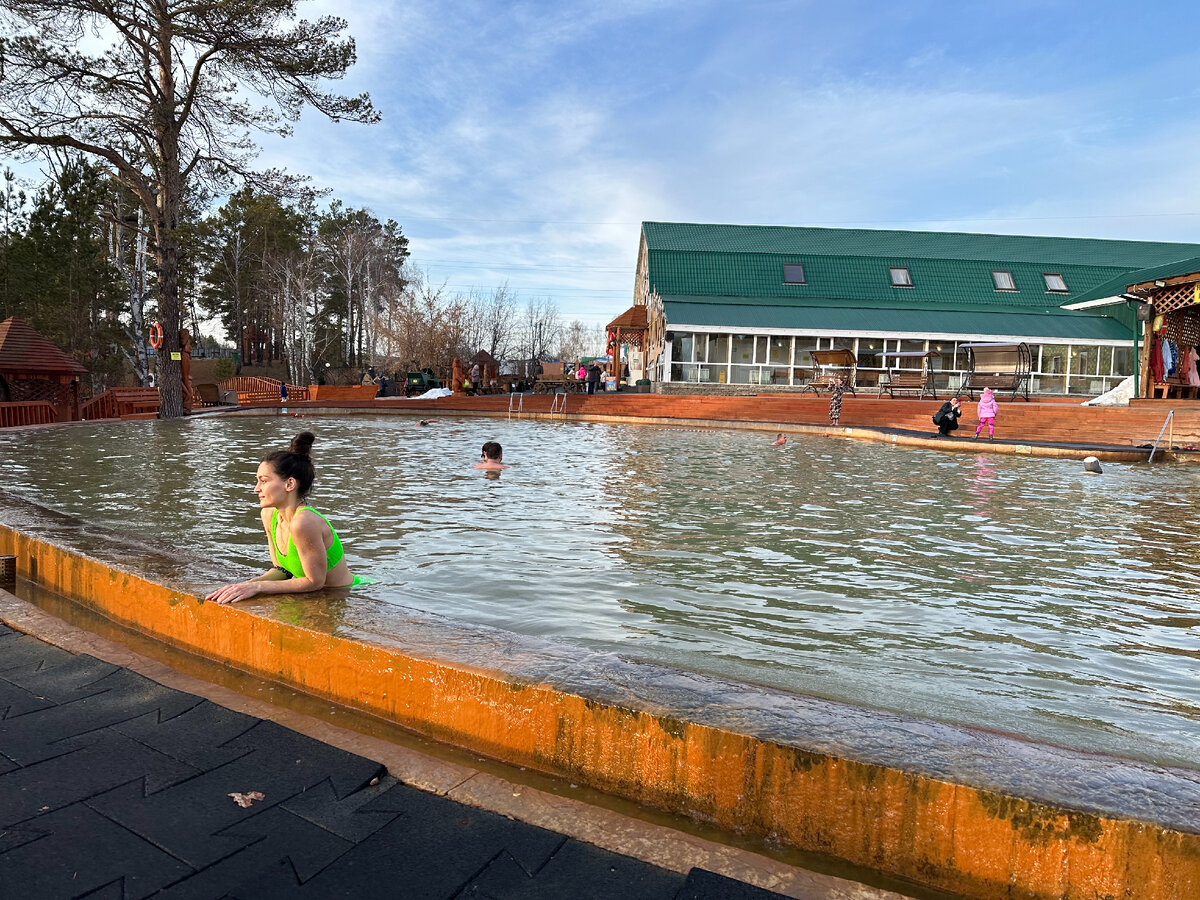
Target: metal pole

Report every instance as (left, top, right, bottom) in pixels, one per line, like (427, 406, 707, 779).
(1132, 311, 1140, 398)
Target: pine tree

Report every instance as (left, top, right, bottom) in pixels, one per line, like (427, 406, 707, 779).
(0, 0, 378, 416)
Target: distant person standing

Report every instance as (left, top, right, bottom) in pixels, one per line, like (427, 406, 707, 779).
(974, 387, 998, 440)
(470, 362, 481, 385)
(586, 362, 602, 395)
(828, 376, 845, 426)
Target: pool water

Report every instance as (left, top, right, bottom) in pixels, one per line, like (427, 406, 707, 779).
(3, 414, 1199, 769)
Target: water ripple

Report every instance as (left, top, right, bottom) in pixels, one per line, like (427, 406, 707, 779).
(1, 416, 1198, 768)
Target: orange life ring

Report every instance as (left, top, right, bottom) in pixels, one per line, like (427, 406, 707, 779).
(149, 322, 164, 349)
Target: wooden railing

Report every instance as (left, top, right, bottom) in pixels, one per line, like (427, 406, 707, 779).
(0, 401, 58, 428)
(81, 387, 160, 420)
(219, 376, 309, 404)
(307, 384, 377, 401)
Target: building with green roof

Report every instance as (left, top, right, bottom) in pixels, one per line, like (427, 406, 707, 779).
(632, 222, 1200, 395)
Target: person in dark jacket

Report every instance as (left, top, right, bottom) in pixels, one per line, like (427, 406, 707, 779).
(932, 397, 963, 436)
(586, 362, 602, 395)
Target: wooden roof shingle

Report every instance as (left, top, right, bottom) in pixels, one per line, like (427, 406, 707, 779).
(0, 317, 88, 376)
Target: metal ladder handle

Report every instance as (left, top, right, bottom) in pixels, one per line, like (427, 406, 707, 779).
(1148, 409, 1173, 463)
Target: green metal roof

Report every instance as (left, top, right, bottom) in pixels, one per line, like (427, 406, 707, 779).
(642, 222, 1200, 312)
(1060, 255, 1200, 306)
(643, 222, 1200, 267)
(645, 250, 1135, 309)
(662, 298, 1133, 342)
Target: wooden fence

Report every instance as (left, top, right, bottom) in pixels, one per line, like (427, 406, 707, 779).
(218, 376, 309, 404)
(0, 401, 58, 428)
(81, 387, 161, 420)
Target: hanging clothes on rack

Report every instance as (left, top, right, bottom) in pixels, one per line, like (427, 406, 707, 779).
(1187, 345, 1200, 387)
(1150, 333, 1166, 384)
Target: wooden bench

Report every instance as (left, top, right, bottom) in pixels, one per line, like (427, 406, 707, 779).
(1151, 375, 1197, 399)
(878, 370, 937, 399)
(798, 350, 857, 396)
(81, 387, 161, 420)
(193, 383, 234, 407)
(959, 342, 1032, 401)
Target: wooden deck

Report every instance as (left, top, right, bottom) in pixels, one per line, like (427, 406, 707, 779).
(211, 390, 1200, 457)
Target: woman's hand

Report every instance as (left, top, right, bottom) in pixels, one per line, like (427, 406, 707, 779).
(205, 581, 262, 604)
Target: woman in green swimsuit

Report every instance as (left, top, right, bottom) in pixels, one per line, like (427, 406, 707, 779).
(207, 431, 359, 604)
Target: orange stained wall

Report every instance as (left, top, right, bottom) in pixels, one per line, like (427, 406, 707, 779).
(2, 524, 1198, 900)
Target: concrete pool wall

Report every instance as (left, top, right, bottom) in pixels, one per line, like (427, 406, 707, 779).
(3, 501, 1198, 900)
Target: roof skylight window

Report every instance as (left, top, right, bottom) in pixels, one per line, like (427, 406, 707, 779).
(1044, 273, 1068, 292)
(889, 266, 913, 287)
(783, 264, 806, 284)
(992, 270, 1016, 291)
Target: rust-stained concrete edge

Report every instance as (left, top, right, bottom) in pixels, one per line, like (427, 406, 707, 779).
(1, 507, 1198, 900)
(0, 588, 901, 900)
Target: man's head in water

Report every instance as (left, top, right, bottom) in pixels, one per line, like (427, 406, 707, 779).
(474, 441, 509, 469)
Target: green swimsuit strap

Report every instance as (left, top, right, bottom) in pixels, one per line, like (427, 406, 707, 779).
(269, 507, 345, 576)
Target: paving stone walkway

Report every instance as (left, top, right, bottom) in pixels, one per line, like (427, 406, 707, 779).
(0, 622, 794, 899)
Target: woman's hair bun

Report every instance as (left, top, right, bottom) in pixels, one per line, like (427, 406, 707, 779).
(289, 431, 315, 456)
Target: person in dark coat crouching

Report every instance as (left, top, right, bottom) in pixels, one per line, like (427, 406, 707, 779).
(932, 397, 963, 436)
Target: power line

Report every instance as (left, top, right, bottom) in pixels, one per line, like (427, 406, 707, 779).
(416, 259, 630, 272)
(396, 210, 1200, 229)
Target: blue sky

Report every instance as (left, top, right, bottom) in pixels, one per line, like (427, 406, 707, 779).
(179, 2, 1200, 326)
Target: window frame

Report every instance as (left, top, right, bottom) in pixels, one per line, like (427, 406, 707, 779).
(991, 270, 1017, 291)
(783, 264, 806, 285)
(889, 266, 913, 287)
(1043, 273, 1068, 293)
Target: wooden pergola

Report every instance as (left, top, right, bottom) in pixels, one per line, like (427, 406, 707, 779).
(0, 316, 87, 421)
(605, 305, 649, 380)
(1122, 269, 1200, 397)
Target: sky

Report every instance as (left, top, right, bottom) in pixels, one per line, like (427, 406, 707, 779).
(20, 0, 1200, 330)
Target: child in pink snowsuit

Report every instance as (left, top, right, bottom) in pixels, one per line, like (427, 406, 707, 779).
(974, 387, 998, 439)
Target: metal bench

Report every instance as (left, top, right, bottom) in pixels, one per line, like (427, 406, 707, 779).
(959, 342, 1032, 401)
(876, 351, 938, 399)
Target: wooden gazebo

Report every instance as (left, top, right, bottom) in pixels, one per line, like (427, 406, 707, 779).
(605, 305, 649, 381)
(0, 316, 87, 422)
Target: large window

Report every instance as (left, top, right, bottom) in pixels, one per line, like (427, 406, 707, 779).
(992, 270, 1017, 291)
(1070, 346, 1097, 376)
(858, 338, 888, 370)
(706, 334, 729, 365)
(731, 334, 755, 366)
(897, 339, 926, 368)
(755, 336, 770, 364)
(1040, 344, 1067, 375)
(671, 332, 694, 364)
(793, 340, 819, 368)
(769, 337, 791, 365)
(1112, 346, 1133, 376)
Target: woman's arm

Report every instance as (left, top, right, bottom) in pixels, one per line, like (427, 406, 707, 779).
(206, 512, 330, 604)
